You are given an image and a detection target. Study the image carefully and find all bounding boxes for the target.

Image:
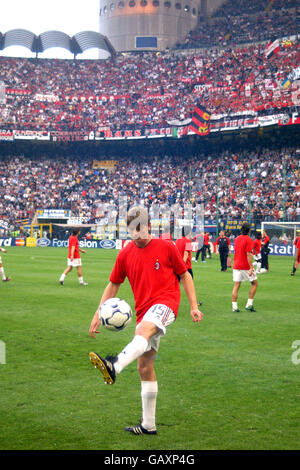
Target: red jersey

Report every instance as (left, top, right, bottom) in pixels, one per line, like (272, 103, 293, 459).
(175, 236, 192, 269)
(109, 238, 187, 323)
(233, 235, 254, 270)
(68, 235, 80, 259)
(293, 237, 300, 246)
(262, 235, 270, 245)
(204, 234, 210, 245)
(253, 238, 262, 255)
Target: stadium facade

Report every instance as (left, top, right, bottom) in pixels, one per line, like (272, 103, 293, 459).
(98, 0, 225, 51)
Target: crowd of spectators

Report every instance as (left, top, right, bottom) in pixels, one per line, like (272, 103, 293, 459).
(181, 0, 299, 49)
(0, 147, 299, 234)
(0, 37, 299, 132)
(212, 0, 298, 18)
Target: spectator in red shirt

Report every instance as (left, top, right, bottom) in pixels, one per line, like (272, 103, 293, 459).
(59, 229, 88, 286)
(232, 222, 258, 312)
(89, 206, 203, 435)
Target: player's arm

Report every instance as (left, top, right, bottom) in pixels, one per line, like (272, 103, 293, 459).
(179, 271, 203, 323)
(89, 281, 121, 338)
(183, 250, 189, 263)
(247, 251, 254, 274)
(0, 247, 7, 253)
(79, 248, 86, 254)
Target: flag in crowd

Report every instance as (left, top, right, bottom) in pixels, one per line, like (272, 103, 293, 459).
(281, 66, 300, 89)
(264, 39, 280, 59)
(189, 105, 211, 136)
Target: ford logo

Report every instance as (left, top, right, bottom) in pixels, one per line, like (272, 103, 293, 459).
(37, 238, 51, 247)
(99, 240, 115, 249)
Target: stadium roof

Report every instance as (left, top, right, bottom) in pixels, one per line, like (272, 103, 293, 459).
(0, 29, 116, 58)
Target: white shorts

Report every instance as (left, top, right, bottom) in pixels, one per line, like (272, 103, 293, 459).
(254, 254, 262, 262)
(233, 269, 257, 283)
(67, 258, 82, 267)
(138, 304, 176, 352)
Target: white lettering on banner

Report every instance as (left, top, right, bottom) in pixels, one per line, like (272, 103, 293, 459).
(268, 244, 293, 256)
(79, 240, 98, 249)
(115, 240, 122, 250)
(0, 238, 12, 247)
(52, 239, 69, 248)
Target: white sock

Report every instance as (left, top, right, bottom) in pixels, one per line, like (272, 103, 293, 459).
(0, 267, 6, 280)
(114, 335, 149, 375)
(232, 301, 238, 310)
(246, 299, 253, 307)
(59, 273, 66, 282)
(257, 263, 261, 272)
(141, 381, 158, 431)
(78, 276, 84, 284)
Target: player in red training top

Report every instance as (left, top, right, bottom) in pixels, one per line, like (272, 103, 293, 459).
(291, 236, 300, 276)
(175, 228, 202, 306)
(232, 222, 258, 312)
(175, 229, 193, 277)
(89, 206, 203, 435)
(0, 246, 11, 282)
(252, 232, 262, 274)
(203, 232, 211, 259)
(59, 229, 88, 286)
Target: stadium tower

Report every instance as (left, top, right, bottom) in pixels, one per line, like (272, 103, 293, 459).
(98, 0, 225, 52)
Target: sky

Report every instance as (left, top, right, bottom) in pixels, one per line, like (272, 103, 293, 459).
(0, 0, 102, 59)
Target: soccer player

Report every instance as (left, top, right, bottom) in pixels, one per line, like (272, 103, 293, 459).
(291, 236, 300, 276)
(0, 247, 11, 282)
(232, 222, 258, 312)
(204, 232, 211, 259)
(260, 230, 270, 273)
(252, 232, 262, 274)
(215, 231, 231, 271)
(175, 228, 194, 278)
(59, 229, 88, 286)
(175, 228, 202, 306)
(89, 206, 203, 435)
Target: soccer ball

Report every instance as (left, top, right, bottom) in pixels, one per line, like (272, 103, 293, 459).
(99, 298, 132, 331)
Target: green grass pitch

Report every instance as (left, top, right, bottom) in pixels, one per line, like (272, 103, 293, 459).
(0, 247, 299, 450)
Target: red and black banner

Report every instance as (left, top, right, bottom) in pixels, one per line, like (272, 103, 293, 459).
(190, 105, 211, 136)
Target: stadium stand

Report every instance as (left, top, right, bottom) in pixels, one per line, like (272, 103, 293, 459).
(0, 0, 299, 235)
(0, 147, 299, 233)
(0, 38, 299, 132)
